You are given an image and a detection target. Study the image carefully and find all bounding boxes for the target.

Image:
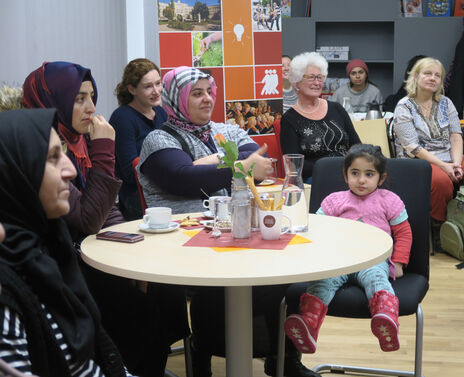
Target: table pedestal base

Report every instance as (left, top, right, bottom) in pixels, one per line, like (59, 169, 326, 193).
(225, 286, 253, 377)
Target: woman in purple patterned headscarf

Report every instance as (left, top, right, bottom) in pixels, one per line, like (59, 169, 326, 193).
(22, 62, 190, 377)
(22, 61, 123, 236)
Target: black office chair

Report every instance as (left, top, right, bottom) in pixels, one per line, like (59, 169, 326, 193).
(387, 117, 397, 158)
(276, 157, 431, 377)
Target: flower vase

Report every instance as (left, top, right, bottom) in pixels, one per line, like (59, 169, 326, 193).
(231, 178, 251, 239)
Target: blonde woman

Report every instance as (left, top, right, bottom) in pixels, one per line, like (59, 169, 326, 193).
(393, 57, 462, 246)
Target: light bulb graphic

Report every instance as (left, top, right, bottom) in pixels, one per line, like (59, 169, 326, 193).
(233, 23, 245, 42)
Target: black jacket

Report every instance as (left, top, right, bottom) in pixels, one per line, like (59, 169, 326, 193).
(0, 264, 126, 377)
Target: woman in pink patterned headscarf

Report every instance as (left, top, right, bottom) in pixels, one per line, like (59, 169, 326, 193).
(139, 66, 319, 377)
(161, 66, 217, 141)
(137, 66, 272, 214)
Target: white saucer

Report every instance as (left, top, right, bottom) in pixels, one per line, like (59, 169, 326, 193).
(200, 220, 232, 232)
(200, 220, 214, 229)
(203, 211, 214, 219)
(258, 178, 275, 186)
(138, 222, 180, 233)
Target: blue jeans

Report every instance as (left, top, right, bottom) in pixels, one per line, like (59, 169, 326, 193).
(306, 261, 393, 306)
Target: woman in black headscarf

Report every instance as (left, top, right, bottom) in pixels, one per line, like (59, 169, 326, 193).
(0, 108, 131, 376)
(22, 62, 190, 377)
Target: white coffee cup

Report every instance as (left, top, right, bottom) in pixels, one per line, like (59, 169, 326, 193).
(203, 196, 229, 215)
(143, 207, 172, 229)
(258, 209, 291, 240)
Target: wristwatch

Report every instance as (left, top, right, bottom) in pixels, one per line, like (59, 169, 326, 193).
(217, 151, 225, 162)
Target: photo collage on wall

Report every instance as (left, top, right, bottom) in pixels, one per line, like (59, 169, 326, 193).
(158, 0, 283, 136)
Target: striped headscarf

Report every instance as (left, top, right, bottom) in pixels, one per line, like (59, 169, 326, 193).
(161, 66, 217, 142)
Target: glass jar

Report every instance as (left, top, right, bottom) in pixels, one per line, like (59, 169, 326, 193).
(342, 97, 355, 121)
(231, 178, 251, 239)
(281, 154, 308, 233)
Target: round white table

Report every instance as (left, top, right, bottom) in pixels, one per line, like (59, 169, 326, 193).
(81, 213, 392, 377)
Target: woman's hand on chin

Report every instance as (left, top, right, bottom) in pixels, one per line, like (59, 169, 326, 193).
(88, 115, 115, 141)
(240, 144, 272, 181)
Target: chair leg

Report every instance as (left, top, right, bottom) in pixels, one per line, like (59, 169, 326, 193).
(170, 344, 185, 356)
(414, 304, 424, 377)
(312, 305, 425, 377)
(184, 336, 193, 377)
(165, 336, 192, 377)
(276, 297, 287, 377)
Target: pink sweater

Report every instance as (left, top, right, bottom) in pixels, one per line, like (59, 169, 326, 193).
(319, 189, 412, 278)
(320, 189, 406, 235)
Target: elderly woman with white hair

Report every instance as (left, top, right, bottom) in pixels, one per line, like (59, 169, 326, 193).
(280, 52, 360, 183)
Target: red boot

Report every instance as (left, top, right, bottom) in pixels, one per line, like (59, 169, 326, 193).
(284, 293, 327, 354)
(369, 290, 400, 352)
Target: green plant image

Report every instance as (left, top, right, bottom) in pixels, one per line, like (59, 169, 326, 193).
(200, 41, 222, 67)
(192, 32, 202, 56)
(192, 32, 223, 68)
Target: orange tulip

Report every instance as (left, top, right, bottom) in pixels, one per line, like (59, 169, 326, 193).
(214, 133, 226, 146)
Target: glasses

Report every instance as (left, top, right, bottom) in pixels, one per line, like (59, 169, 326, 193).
(301, 74, 326, 82)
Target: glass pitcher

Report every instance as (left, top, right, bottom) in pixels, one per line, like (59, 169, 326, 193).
(281, 154, 308, 233)
(342, 97, 355, 121)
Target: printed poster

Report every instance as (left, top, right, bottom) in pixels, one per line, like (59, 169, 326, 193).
(281, 0, 291, 17)
(158, 0, 283, 136)
(426, 0, 451, 16)
(402, 0, 423, 17)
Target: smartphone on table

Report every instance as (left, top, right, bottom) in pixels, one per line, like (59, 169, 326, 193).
(96, 231, 144, 243)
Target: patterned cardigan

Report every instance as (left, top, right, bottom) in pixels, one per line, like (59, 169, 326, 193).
(393, 96, 461, 161)
(137, 121, 255, 214)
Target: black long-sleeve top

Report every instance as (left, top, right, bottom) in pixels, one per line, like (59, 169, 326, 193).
(280, 101, 361, 180)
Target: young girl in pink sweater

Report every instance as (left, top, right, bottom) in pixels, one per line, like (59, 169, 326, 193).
(284, 144, 412, 354)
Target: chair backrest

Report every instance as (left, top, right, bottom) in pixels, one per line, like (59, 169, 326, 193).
(386, 117, 397, 158)
(353, 119, 391, 158)
(132, 157, 147, 213)
(310, 157, 431, 280)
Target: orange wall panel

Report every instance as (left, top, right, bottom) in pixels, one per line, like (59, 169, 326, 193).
(224, 66, 254, 101)
(222, 0, 254, 66)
